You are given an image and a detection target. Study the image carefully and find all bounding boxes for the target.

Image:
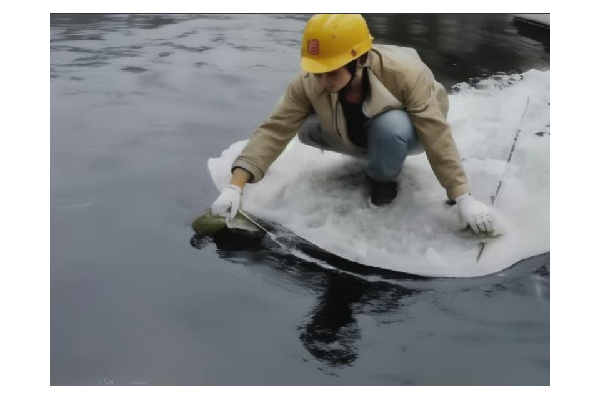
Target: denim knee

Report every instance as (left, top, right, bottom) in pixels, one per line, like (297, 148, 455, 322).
(298, 114, 329, 150)
(365, 110, 420, 181)
(367, 110, 417, 148)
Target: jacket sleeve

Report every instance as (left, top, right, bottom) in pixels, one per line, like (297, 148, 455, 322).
(403, 66, 470, 200)
(231, 73, 312, 183)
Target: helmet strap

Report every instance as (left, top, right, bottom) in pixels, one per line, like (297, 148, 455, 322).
(341, 52, 368, 94)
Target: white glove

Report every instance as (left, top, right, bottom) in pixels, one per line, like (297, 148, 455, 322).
(456, 193, 496, 234)
(211, 184, 242, 220)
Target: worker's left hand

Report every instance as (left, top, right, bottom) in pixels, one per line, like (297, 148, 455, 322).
(456, 193, 496, 234)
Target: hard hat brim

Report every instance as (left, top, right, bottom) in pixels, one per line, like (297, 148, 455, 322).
(301, 53, 357, 74)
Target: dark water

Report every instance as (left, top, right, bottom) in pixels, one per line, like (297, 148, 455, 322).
(51, 14, 550, 385)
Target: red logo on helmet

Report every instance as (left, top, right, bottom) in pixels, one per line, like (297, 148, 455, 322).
(307, 39, 320, 55)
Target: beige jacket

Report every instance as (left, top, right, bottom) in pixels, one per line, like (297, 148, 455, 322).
(232, 44, 469, 200)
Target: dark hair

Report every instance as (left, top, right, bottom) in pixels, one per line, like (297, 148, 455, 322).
(345, 52, 369, 78)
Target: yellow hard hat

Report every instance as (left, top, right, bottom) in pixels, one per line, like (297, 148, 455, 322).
(301, 14, 374, 74)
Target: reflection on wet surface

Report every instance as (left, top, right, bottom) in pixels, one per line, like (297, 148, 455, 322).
(190, 225, 549, 374)
(190, 231, 419, 369)
(51, 14, 549, 385)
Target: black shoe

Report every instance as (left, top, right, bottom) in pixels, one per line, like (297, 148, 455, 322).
(367, 177, 398, 207)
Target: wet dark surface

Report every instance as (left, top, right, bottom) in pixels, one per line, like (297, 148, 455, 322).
(51, 14, 550, 385)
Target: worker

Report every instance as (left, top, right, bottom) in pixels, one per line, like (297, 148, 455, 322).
(212, 14, 495, 234)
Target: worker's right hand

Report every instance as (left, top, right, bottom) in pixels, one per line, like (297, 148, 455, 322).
(211, 184, 242, 220)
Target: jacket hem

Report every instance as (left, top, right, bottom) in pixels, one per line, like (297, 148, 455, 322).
(447, 183, 470, 200)
(232, 158, 264, 183)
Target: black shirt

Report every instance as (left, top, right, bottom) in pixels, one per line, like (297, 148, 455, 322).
(339, 71, 370, 148)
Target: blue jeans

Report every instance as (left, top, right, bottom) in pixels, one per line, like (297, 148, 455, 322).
(297, 110, 423, 182)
